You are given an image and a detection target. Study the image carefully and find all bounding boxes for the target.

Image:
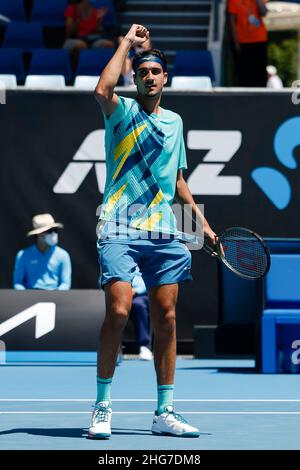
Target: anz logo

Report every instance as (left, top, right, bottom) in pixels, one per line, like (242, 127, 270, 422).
(53, 129, 243, 196)
(53, 117, 300, 207)
(252, 117, 300, 210)
(53, 130, 107, 194)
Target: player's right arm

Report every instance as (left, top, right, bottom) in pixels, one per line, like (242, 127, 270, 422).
(94, 24, 149, 116)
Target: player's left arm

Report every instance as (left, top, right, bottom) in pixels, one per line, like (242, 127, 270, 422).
(176, 170, 216, 243)
(58, 252, 72, 290)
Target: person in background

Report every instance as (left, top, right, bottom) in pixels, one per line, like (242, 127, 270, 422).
(13, 214, 72, 290)
(63, 0, 115, 68)
(227, 0, 268, 87)
(266, 65, 283, 89)
(131, 269, 153, 361)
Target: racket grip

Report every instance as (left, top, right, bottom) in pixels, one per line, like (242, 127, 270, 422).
(203, 243, 217, 256)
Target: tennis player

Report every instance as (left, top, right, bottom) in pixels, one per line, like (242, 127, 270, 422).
(88, 24, 216, 439)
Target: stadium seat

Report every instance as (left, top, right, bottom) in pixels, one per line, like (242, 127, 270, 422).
(171, 76, 213, 90)
(173, 51, 215, 81)
(0, 0, 26, 21)
(3, 22, 44, 51)
(76, 48, 115, 76)
(0, 74, 17, 89)
(31, 0, 67, 27)
(25, 75, 66, 89)
(74, 75, 99, 90)
(28, 49, 73, 83)
(91, 0, 117, 25)
(0, 48, 25, 81)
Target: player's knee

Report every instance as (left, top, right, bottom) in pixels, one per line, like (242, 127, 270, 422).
(156, 309, 176, 332)
(75, 40, 88, 50)
(107, 306, 129, 330)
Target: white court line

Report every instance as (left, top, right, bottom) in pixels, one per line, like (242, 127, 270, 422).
(1, 399, 300, 402)
(1, 411, 300, 415)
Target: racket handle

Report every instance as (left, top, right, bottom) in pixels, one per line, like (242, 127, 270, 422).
(203, 242, 217, 256)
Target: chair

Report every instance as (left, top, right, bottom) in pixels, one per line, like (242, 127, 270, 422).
(3, 22, 44, 52)
(74, 75, 99, 90)
(25, 75, 66, 89)
(31, 0, 67, 27)
(262, 254, 300, 373)
(76, 48, 115, 76)
(28, 49, 72, 82)
(0, 0, 26, 21)
(0, 74, 17, 89)
(173, 51, 215, 82)
(0, 48, 25, 81)
(171, 76, 212, 90)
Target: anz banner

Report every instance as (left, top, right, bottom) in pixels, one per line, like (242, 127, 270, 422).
(0, 89, 299, 326)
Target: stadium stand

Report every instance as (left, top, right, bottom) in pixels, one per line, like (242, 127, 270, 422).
(76, 48, 115, 76)
(25, 74, 66, 89)
(74, 75, 99, 90)
(3, 21, 44, 51)
(0, 47, 25, 81)
(28, 48, 73, 82)
(0, 0, 26, 21)
(173, 50, 215, 82)
(30, 0, 67, 27)
(171, 75, 213, 90)
(0, 73, 17, 89)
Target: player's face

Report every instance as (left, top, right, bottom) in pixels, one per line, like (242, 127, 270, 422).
(134, 62, 168, 97)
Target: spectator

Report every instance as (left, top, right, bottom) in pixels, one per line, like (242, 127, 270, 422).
(227, 0, 268, 87)
(13, 213, 71, 290)
(63, 0, 115, 67)
(131, 269, 153, 361)
(266, 65, 283, 89)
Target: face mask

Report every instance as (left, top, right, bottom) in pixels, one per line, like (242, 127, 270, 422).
(43, 232, 58, 247)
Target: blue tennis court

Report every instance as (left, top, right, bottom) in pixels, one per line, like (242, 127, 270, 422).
(1, 356, 300, 450)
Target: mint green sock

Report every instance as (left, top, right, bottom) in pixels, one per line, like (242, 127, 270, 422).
(157, 384, 174, 415)
(96, 377, 112, 404)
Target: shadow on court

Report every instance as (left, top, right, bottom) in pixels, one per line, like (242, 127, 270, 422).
(0, 428, 152, 438)
(177, 367, 256, 374)
(0, 428, 88, 438)
(0, 428, 211, 438)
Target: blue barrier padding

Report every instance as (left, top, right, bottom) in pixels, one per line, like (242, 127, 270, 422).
(262, 313, 300, 373)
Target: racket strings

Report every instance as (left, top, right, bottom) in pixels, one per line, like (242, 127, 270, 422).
(219, 228, 269, 279)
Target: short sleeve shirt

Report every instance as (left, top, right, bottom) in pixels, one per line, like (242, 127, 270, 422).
(227, 0, 267, 43)
(64, 5, 99, 37)
(98, 96, 187, 236)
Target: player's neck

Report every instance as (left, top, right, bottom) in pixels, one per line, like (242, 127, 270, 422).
(137, 95, 162, 115)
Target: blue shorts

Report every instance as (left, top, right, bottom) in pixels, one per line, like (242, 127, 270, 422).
(97, 238, 192, 290)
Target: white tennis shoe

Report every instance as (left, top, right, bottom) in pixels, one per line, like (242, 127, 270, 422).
(139, 346, 153, 361)
(151, 405, 200, 437)
(88, 401, 112, 439)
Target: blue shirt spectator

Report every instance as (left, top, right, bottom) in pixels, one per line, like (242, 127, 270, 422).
(13, 213, 72, 290)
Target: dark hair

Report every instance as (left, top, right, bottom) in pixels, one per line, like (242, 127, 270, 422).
(132, 49, 167, 73)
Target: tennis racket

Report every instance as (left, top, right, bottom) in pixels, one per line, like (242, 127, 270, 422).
(203, 226, 270, 280)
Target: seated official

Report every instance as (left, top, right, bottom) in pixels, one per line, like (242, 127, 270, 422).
(13, 214, 72, 290)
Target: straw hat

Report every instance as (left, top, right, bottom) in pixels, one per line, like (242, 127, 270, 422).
(27, 213, 63, 236)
